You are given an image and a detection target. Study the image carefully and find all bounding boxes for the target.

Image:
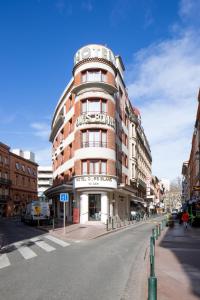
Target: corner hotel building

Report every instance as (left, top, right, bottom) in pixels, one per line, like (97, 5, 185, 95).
(46, 44, 152, 224)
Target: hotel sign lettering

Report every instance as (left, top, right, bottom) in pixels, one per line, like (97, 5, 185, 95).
(74, 175, 117, 189)
(74, 45, 116, 66)
(76, 113, 115, 129)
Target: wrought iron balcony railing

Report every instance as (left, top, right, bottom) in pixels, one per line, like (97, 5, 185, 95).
(81, 141, 107, 148)
(0, 177, 12, 185)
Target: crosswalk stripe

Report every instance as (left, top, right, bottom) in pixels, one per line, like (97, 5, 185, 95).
(30, 237, 55, 252)
(44, 235, 70, 247)
(17, 246, 37, 260)
(0, 254, 10, 269)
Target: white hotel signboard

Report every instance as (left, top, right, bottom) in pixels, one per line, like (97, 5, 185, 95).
(76, 113, 115, 129)
(74, 175, 117, 189)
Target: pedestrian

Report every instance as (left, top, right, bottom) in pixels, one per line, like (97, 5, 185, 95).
(181, 210, 189, 229)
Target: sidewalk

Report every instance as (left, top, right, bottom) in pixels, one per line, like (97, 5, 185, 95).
(156, 222, 200, 300)
(39, 217, 162, 241)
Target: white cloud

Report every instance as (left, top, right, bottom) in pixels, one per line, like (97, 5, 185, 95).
(127, 4, 200, 180)
(35, 147, 52, 166)
(30, 122, 50, 140)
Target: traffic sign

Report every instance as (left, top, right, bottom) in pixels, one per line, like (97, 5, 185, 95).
(60, 193, 69, 202)
(193, 186, 200, 191)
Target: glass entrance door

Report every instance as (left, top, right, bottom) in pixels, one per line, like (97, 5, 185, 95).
(89, 194, 101, 221)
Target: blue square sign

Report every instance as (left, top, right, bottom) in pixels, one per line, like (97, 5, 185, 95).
(60, 193, 69, 202)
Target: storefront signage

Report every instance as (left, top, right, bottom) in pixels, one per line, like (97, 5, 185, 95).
(76, 113, 115, 129)
(74, 45, 116, 66)
(74, 175, 117, 189)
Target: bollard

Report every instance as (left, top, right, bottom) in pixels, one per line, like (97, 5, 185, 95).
(150, 236, 155, 277)
(160, 221, 163, 231)
(157, 224, 160, 237)
(106, 219, 109, 231)
(148, 276, 157, 300)
(152, 228, 155, 239)
(155, 226, 158, 240)
(112, 218, 114, 230)
(52, 218, 55, 231)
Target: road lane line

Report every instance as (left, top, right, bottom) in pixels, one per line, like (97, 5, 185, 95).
(0, 254, 10, 269)
(44, 235, 70, 247)
(30, 238, 55, 252)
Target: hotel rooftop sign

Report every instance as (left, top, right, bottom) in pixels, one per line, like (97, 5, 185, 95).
(74, 44, 116, 66)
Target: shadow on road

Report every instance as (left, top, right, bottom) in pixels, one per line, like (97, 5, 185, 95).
(0, 217, 48, 250)
(159, 222, 200, 299)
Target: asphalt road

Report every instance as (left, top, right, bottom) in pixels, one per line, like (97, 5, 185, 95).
(0, 218, 155, 300)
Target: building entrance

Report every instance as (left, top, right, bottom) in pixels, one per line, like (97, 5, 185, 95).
(89, 194, 101, 221)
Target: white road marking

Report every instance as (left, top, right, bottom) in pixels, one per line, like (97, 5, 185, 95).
(0, 254, 10, 269)
(45, 235, 70, 247)
(30, 237, 55, 252)
(17, 246, 37, 260)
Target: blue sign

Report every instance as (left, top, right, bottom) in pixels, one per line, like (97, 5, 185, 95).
(60, 193, 69, 202)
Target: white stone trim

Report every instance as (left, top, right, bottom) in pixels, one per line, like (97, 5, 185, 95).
(75, 91, 115, 104)
(122, 166, 129, 176)
(122, 144, 128, 156)
(74, 62, 115, 76)
(52, 78, 74, 127)
(54, 132, 74, 157)
(74, 148, 116, 161)
(53, 107, 74, 142)
(53, 158, 74, 178)
(74, 123, 116, 133)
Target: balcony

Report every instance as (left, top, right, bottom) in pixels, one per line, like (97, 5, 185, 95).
(0, 195, 10, 203)
(82, 141, 107, 148)
(49, 115, 65, 142)
(71, 80, 118, 95)
(0, 177, 12, 186)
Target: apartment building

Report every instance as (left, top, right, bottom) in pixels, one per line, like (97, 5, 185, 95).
(46, 44, 152, 224)
(38, 166, 53, 198)
(0, 144, 38, 217)
(0, 143, 11, 216)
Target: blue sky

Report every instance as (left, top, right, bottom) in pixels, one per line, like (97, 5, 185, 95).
(0, 0, 200, 181)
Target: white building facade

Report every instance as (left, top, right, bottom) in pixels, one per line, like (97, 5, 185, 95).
(37, 166, 53, 198)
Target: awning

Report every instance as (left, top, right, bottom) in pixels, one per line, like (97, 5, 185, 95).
(44, 184, 73, 198)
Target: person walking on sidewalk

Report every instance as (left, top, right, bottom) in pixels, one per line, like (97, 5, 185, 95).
(181, 210, 189, 229)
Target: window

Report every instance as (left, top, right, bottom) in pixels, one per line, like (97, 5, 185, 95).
(82, 69, 107, 83)
(132, 124, 135, 137)
(132, 164, 135, 178)
(4, 173, 8, 179)
(101, 161, 107, 174)
(81, 99, 107, 114)
(132, 144, 135, 157)
(82, 130, 107, 147)
(82, 161, 87, 175)
(81, 160, 107, 175)
(22, 165, 25, 172)
(69, 119, 73, 133)
(16, 162, 19, 170)
(0, 155, 2, 163)
(90, 161, 99, 174)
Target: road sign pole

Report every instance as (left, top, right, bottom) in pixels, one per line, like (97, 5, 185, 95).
(63, 201, 66, 234)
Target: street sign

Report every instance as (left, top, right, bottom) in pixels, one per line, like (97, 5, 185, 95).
(193, 186, 200, 191)
(60, 193, 69, 202)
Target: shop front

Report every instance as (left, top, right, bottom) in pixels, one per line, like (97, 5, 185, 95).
(74, 175, 117, 224)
